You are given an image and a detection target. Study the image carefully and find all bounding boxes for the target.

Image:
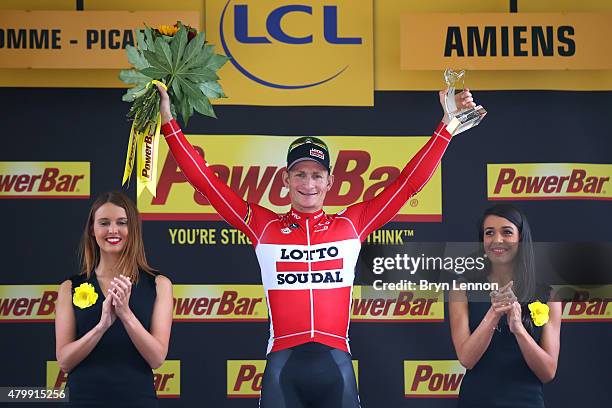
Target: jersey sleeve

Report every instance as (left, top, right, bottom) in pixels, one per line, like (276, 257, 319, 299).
(161, 119, 276, 244)
(341, 121, 452, 242)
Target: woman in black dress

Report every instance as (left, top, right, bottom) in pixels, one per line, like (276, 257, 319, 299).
(55, 191, 173, 407)
(449, 204, 561, 408)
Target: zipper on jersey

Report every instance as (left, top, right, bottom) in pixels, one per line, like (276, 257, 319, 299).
(306, 217, 314, 338)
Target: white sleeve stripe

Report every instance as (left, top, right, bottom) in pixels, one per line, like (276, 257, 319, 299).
(358, 133, 449, 240)
(434, 129, 451, 142)
(173, 130, 260, 243)
(163, 121, 182, 139)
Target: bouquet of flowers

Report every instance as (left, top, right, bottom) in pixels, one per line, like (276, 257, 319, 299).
(119, 21, 229, 196)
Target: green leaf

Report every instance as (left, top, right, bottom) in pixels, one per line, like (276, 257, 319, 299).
(155, 37, 174, 73)
(126, 46, 149, 70)
(183, 44, 213, 71)
(179, 32, 205, 72)
(179, 96, 193, 126)
(119, 69, 151, 85)
(144, 27, 156, 52)
(190, 95, 216, 118)
(206, 54, 229, 71)
(176, 76, 202, 99)
(171, 79, 183, 101)
(136, 29, 147, 51)
(121, 82, 147, 102)
(199, 81, 226, 99)
(140, 66, 168, 79)
(176, 77, 204, 99)
(170, 25, 188, 71)
(183, 67, 219, 83)
(143, 50, 172, 74)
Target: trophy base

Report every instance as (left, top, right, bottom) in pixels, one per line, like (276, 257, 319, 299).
(447, 105, 487, 136)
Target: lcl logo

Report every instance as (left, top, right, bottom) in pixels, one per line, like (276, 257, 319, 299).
(220, 0, 363, 89)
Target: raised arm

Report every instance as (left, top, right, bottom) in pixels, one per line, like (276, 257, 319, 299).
(157, 85, 274, 244)
(341, 89, 476, 241)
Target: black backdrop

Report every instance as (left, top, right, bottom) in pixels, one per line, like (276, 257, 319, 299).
(1, 87, 611, 407)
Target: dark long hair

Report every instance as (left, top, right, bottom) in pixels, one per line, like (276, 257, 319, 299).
(478, 203, 536, 303)
(79, 191, 156, 282)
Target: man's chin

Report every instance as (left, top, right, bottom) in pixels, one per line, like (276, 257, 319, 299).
(296, 201, 322, 212)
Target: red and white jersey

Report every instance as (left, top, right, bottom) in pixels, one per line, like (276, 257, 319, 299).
(161, 120, 453, 353)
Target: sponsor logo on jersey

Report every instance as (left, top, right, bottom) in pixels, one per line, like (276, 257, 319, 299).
(274, 244, 346, 286)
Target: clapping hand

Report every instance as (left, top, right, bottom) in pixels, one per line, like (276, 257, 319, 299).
(108, 275, 134, 321)
(98, 293, 117, 330)
(489, 281, 516, 317)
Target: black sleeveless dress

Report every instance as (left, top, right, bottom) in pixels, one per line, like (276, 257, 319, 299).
(65, 272, 159, 407)
(457, 286, 551, 408)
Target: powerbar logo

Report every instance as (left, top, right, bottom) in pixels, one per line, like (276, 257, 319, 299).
(138, 135, 442, 222)
(0, 162, 90, 198)
(556, 285, 611, 322)
(46, 360, 180, 397)
(0, 285, 58, 322)
(173, 285, 267, 321)
(0, 285, 443, 322)
(404, 360, 465, 398)
(488, 164, 610, 201)
(227, 360, 358, 398)
(351, 287, 443, 321)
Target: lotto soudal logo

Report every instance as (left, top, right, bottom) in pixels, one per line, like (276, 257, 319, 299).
(46, 360, 181, 397)
(139, 135, 442, 222)
(310, 148, 325, 160)
(227, 360, 359, 397)
(276, 246, 344, 286)
(404, 360, 465, 398)
(0, 162, 90, 198)
(173, 285, 267, 321)
(351, 287, 443, 321)
(0, 285, 58, 322)
(556, 285, 612, 322)
(487, 164, 611, 201)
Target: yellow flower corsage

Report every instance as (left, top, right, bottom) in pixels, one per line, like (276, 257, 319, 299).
(528, 300, 549, 326)
(73, 283, 99, 309)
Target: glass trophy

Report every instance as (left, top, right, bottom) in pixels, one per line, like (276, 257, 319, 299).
(443, 68, 487, 135)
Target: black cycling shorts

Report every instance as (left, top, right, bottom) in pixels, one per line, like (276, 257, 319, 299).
(259, 342, 361, 408)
